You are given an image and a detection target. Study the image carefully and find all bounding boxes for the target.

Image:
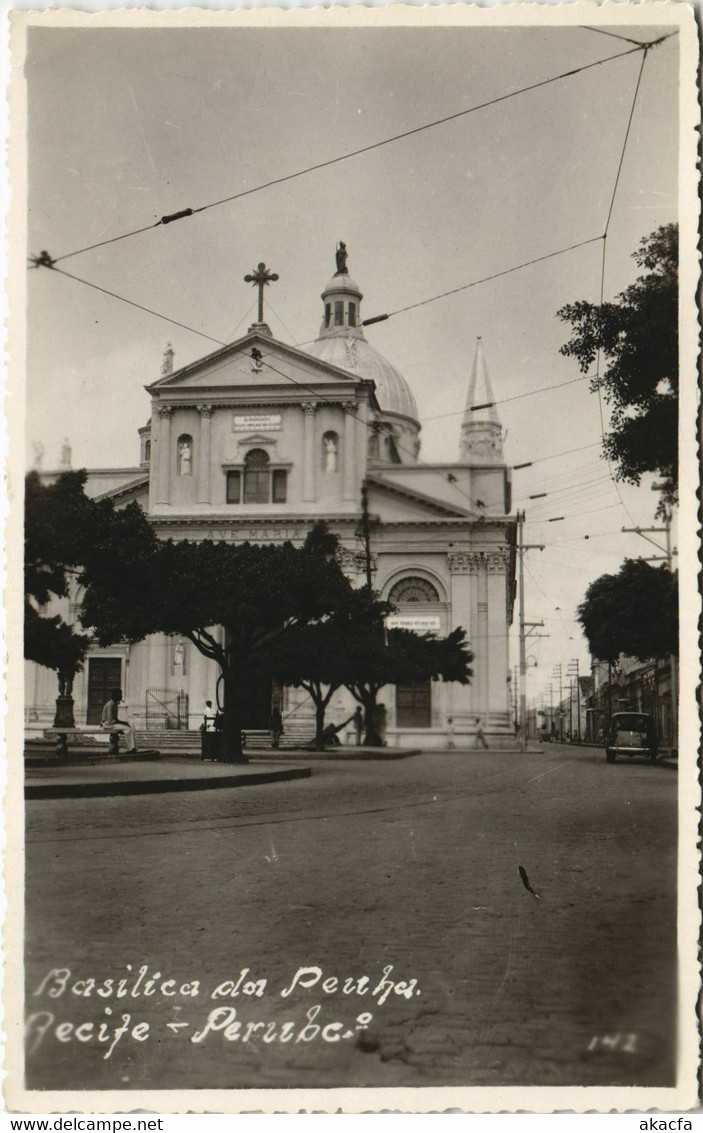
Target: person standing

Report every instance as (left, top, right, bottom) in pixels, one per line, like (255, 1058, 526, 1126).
(374, 703, 388, 747)
(199, 700, 214, 732)
(352, 706, 364, 746)
(270, 707, 284, 749)
(101, 689, 138, 755)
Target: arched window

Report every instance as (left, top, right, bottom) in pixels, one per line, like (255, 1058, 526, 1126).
(388, 577, 440, 604)
(144, 439, 151, 463)
(178, 434, 193, 477)
(322, 431, 339, 472)
(244, 448, 270, 503)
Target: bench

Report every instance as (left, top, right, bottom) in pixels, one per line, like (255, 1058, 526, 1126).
(44, 726, 126, 758)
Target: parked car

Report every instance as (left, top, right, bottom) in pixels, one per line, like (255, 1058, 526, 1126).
(605, 712, 659, 764)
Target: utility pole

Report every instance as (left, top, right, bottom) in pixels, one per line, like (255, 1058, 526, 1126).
(567, 658, 581, 741)
(516, 510, 545, 752)
(552, 663, 563, 741)
(546, 684, 554, 739)
(359, 481, 373, 592)
(623, 492, 678, 752)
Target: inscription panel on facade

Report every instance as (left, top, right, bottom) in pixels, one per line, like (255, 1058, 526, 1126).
(233, 413, 282, 432)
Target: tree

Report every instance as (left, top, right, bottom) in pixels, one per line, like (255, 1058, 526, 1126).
(266, 620, 348, 749)
(80, 520, 354, 763)
(557, 224, 678, 506)
(265, 589, 393, 749)
(342, 624, 473, 745)
(576, 558, 678, 664)
(24, 471, 95, 712)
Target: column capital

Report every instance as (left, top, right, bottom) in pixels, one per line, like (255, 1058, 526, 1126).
(448, 552, 482, 574)
(449, 549, 511, 574)
(342, 400, 359, 415)
(486, 548, 511, 574)
(338, 547, 377, 574)
(197, 404, 214, 418)
(158, 405, 174, 418)
(302, 401, 317, 416)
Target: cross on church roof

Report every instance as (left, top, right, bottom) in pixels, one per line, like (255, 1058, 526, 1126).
(244, 262, 279, 325)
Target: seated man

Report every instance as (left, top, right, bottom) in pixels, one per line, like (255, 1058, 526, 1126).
(101, 688, 138, 755)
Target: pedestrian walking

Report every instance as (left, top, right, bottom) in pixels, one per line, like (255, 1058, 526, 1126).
(473, 715, 489, 750)
(352, 706, 364, 746)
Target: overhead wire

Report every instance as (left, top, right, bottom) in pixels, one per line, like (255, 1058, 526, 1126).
(44, 43, 644, 267)
(379, 237, 604, 322)
(34, 31, 667, 534)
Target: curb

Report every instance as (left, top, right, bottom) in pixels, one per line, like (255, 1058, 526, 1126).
(25, 765, 311, 800)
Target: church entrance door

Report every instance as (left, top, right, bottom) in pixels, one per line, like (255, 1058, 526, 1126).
(395, 680, 432, 728)
(86, 657, 122, 725)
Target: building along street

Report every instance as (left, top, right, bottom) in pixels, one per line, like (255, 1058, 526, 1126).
(25, 745, 677, 1092)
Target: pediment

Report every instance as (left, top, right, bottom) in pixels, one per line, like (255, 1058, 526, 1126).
(146, 332, 378, 402)
(235, 432, 279, 446)
(367, 474, 473, 520)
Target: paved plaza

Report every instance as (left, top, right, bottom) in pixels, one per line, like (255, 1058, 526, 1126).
(24, 745, 677, 1092)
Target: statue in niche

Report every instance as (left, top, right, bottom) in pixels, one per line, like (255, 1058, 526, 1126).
(178, 438, 192, 476)
(324, 434, 338, 473)
(173, 642, 185, 674)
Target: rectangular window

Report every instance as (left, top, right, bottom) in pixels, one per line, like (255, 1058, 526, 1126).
(226, 470, 241, 504)
(325, 303, 331, 327)
(272, 469, 287, 503)
(348, 303, 356, 327)
(334, 301, 344, 326)
(244, 470, 269, 504)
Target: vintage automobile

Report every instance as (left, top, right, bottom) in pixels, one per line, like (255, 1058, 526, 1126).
(605, 712, 659, 764)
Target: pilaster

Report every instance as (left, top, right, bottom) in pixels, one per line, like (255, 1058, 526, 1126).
(156, 406, 173, 506)
(197, 405, 213, 505)
(302, 402, 317, 502)
(343, 401, 358, 502)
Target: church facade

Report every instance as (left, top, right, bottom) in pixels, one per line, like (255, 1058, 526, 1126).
(26, 249, 518, 749)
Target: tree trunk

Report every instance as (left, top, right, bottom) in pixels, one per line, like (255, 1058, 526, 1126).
(362, 690, 382, 746)
(220, 666, 248, 764)
(314, 697, 327, 750)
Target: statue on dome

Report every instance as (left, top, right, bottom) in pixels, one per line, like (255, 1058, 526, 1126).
(335, 242, 348, 275)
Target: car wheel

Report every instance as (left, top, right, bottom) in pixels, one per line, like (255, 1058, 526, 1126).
(649, 749, 658, 763)
(606, 749, 616, 763)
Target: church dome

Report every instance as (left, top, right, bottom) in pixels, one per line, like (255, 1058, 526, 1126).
(306, 335, 419, 423)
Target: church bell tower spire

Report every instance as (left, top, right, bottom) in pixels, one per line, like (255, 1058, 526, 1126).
(459, 337, 504, 463)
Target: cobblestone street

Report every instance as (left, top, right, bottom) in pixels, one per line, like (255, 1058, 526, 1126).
(24, 745, 677, 1092)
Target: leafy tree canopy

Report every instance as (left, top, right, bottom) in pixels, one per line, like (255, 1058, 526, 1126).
(557, 224, 678, 506)
(79, 519, 355, 760)
(24, 471, 98, 679)
(341, 622, 473, 745)
(576, 558, 678, 663)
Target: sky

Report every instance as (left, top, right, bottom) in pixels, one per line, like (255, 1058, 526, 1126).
(21, 13, 683, 715)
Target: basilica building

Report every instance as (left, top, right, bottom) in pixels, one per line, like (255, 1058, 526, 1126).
(27, 248, 517, 749)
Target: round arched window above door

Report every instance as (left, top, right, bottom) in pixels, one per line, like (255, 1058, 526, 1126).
(388, 577, 440, 604)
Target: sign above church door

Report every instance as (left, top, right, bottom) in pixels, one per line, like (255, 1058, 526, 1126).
(387, 615, 442, 632)
(233, 413, 282, 432)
